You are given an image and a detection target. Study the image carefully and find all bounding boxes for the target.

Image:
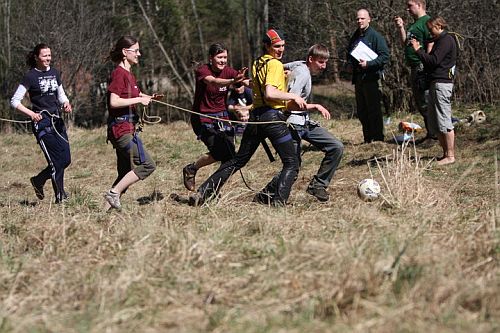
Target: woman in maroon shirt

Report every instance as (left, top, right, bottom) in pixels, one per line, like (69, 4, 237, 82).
(182, 43, 248, 192)
(104, 36, 159, 210)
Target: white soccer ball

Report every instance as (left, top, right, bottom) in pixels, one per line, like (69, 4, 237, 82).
(357, 178, 381, 201)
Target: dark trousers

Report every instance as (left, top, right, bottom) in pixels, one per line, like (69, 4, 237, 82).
(33, 121, 71, 202)
(355, 79, 384, 142)
(258, 122, 344, 196)
(410, 64, 431, 135)
(197, 109, 299, 205)
(297, 123, 343, 189)
(199, 125, 235, 162)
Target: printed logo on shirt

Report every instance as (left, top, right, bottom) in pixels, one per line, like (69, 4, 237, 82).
(38, 76, 58, 95)
(219, 86, 228, 92)
(238, 98, 247, 106)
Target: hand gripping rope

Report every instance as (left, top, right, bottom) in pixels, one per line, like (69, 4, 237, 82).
(0, 110, 69, 144)
(39, 110, 69, 144)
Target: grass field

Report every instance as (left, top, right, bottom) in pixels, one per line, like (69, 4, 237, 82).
(0, 89, 498, 332)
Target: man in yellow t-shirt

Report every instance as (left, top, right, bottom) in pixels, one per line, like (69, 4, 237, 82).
(252, 55, 286, 110)
(189, 29, 307, 207)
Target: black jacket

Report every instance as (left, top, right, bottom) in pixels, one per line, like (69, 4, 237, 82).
(416, 31, 457, 83)
(348, 26, 390, 83)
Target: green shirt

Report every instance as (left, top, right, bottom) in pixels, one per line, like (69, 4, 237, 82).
(405, 15, 431, 66)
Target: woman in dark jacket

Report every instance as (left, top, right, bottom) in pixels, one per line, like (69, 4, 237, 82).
(410, 16, 457, 165)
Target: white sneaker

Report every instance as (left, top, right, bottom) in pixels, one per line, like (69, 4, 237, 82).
(104, 190, 121, 209)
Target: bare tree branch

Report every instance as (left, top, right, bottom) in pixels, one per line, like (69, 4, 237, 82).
(136, 0, 194, 100)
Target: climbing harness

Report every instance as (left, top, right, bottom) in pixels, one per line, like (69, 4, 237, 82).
(37, 110, 69, 144)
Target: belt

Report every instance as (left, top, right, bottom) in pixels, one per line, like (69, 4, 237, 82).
(202, 121, 233, 132)
(108, 114, 139, 127)
(251, 106, 287, 119)
(199, 111, 229, 123)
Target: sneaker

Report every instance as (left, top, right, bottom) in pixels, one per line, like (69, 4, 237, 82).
(306, 187, 329, 202)
(188, 192, 204, 207)
(182, 163, 197, 191)
(30, 177, 44, 200)
(104, 190, 121, 209)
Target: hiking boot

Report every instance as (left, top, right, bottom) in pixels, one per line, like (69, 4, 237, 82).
(306, 187, 329, 202)
(30, 177, 44, 200)
(182, 163, 197, 191)
(188, 192, 204, 207)
(104, 190, 121, 209)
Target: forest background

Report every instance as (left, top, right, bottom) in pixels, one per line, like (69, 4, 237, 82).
(0, 1, 499, 332)
(0, 0, 498, 128)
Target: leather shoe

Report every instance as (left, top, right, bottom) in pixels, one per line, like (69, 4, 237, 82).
(182, 163, 197, 191)
(252, 192, 272, 205)
(306, 187, 329, 202)
(188, 192, 204, 207)
(30, 177, 44, 200)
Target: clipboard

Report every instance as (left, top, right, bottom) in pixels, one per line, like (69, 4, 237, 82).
(350, 41, 378, 61)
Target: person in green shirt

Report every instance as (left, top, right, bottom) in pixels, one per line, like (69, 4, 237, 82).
(395, 0, 434, 139)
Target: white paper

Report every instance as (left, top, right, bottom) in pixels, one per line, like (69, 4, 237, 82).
(350, 41, 378, 62)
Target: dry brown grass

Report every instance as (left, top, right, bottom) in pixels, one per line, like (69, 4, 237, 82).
(0, 99, 498, 332)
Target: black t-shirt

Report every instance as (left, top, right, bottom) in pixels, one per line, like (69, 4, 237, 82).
(227, 87, 253, 121)
(227, 86, 253, 107)
(21, 67, 62, 113)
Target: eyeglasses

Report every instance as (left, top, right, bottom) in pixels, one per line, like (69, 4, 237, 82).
(125, 48, 140, 54)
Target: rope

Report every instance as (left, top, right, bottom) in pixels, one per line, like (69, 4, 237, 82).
(0, 117, 31, 124)
(40, 110, 69, 144)
(151, 99, 288, 126)
(140, 105, 162, 124)
(151, 99, 305, 193)
(0, 110, 69, 144)
(151, 100, 272, 193)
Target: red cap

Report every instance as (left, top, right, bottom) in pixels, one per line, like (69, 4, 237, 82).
(263, 29, 285, 44)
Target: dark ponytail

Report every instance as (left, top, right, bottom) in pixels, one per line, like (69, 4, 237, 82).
(26, 43, 50, 68)
(108, 36, 138, 63)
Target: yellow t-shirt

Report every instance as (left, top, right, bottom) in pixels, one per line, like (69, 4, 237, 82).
(252, 54, 287, 110)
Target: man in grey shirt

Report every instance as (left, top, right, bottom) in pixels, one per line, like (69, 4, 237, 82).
(254, 44, 344, 202)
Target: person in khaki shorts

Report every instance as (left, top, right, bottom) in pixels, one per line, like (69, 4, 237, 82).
(410, 16, 458, 165)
